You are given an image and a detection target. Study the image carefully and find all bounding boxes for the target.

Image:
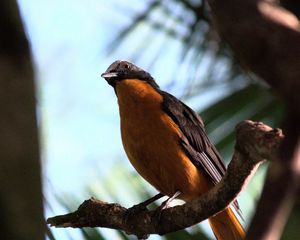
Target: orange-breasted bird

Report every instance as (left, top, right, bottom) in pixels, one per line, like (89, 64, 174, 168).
(101, 60, 245, 240)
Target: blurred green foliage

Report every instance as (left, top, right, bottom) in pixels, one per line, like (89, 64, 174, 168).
(46, 0, 300, 239)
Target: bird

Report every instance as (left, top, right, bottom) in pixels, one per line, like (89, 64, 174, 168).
(101, 60, 245, 240)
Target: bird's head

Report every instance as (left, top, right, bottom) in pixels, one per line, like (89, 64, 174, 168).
(101, 60, 159, 88)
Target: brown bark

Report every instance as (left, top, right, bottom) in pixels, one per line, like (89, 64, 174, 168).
(206, 0, 300, 239)
(47, 1, 300, 239)
(207, 0, 300, 116)
(47, 121, 283, 239)
(0, 1, 44, 239)
(247, 116, 300, 240)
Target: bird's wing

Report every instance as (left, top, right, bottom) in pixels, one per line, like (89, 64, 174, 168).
(161, 91, 226, 184)
(161, 91, 242, 217)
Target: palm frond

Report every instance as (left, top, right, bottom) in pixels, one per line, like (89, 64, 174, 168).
(107, 0, 248, 93)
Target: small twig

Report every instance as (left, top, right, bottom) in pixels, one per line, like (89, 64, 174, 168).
(47, 120, 283, 238)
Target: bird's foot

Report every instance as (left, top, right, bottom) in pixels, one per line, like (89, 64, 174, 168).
(124, 202, 148, 223)
(124, 193, 164, 224)
(124, 203, 152, 240)
(153, 191, 181, 229)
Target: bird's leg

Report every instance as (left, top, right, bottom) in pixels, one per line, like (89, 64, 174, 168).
(153, 190, 181, 227)
(124, 193, 165, 225)
(130, 192, 165, 211)
(160, 191, 181, 210)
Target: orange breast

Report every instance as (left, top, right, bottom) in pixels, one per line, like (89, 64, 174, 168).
(116, 79, 212, 200)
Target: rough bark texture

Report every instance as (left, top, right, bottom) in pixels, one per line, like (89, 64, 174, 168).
(205, 1, 300, 239)
(0, 1, 44, 239)
(47, 121, 283, 239)
(47, 1, 300, 239)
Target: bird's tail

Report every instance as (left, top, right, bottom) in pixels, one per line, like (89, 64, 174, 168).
(208, 207, 245, 240)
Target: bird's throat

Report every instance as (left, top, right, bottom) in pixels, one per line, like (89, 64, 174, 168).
(115, 79, 162, 107)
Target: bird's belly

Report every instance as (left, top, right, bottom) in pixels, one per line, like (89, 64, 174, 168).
(120, 109, 211, 200)
(116, 79, 212, 200)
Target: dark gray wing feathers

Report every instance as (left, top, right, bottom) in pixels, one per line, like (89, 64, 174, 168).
(161, 91, 226, 183)
(161, 91, 242, 218)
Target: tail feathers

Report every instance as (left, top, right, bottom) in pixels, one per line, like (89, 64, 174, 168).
(208, 207, 245, 240)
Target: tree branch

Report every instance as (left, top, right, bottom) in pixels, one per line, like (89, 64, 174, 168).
(246, 115, 300, 240)
(205, 1, 300, 239)
(0, 1, 44, 239)
(47, 120, 283, 239)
